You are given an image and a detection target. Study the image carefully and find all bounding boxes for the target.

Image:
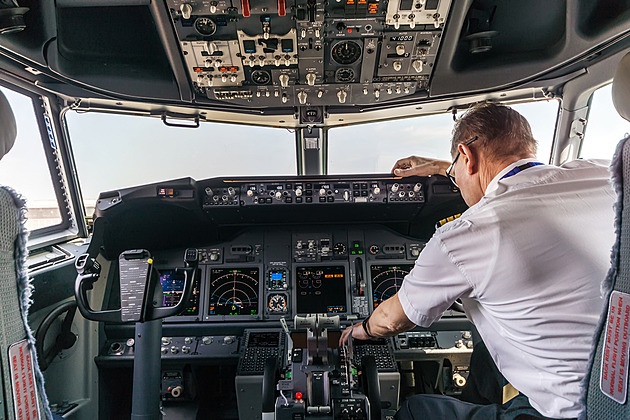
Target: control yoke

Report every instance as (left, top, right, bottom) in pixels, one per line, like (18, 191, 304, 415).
(75, 248, 199, 323)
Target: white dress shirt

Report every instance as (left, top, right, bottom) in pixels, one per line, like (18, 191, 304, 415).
(398, 158, 616, 418)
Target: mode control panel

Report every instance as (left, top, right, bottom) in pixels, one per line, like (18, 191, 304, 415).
(199, 177, 427, 209)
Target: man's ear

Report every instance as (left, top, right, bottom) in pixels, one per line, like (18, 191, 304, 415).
(459, 142, 478, 175)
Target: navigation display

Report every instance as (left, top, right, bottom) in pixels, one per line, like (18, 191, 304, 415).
(159, 269, 200, 316)
(208, 267, 260, 316)
(296, 266, 347, 314)
(370, 264, 414, 309)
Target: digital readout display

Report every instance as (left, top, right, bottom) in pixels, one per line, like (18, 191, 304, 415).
(159, 269, 200, 315)
(296, 266, 347, 314)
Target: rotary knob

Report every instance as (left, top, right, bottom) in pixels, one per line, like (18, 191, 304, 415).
(297, 91, 307, 105)
(202, 336, 213, 345)
(275, 191, 283, 200)
(337, 89, 347, 104)
(319, 188, 327, 196)
(180, 3, 193, 19)
(396, 44, 405, 55)
(295, 188, 303, 197)
(412, 60, 423, 73)
(393, 61, 402, 72)
(184, 337, 193, 344)
(210, 1, 217, 13)
(279, 74, 289, 88)
(414, 183, 422, 192)
(306, 73, 316, 86)
(223, 336, 235, 345)
(391, 183, 400, 193)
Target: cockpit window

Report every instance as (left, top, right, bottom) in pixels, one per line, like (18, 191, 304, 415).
(327, 99, 559, 174)
(0, 87, 63, 231)
(580, 84, 630, 160)
(65, 111, 296, 212)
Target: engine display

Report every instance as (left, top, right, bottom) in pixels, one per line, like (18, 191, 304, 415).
(296, 266, 347, 314)
(159, 269, 201, 315)
(208, 267, 260, 316)
(370, 264, 414, 308)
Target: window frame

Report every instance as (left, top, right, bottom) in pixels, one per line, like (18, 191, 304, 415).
(0, 77, 86, 249)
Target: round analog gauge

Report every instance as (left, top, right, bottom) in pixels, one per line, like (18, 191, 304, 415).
(251, 70, 271, 85)
(369, 245, 379, 255)
(333, 243, 347, 255)
(331, 41, 362, 65)
(268, 294, 287, 312)
(370, 264, 414, 309)
(335, 68, 355, 82)
(194, 17, 217, 36)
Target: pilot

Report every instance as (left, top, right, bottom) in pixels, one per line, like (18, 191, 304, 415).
(340, 103, 616, 419)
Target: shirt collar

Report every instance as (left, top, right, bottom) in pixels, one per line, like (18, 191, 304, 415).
(485, 158, 542, 196)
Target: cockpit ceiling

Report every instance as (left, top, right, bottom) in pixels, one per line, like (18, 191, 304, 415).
(0, 0, 629, 125)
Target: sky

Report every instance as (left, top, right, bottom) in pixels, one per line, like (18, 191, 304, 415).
(0, 84, 628, 206)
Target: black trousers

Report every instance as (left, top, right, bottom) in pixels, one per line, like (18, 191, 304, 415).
(395, 341, 574, 420)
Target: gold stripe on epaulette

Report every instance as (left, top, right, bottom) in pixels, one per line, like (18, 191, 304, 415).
(436, 213, 462, 228)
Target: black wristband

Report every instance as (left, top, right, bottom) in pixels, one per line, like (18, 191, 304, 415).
(361, 314, 375, 339)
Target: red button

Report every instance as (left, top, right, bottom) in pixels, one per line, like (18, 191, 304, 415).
(295, 392, 303, 400)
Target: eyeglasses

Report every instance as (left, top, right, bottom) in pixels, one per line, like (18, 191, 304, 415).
(446, 136, 478, 187)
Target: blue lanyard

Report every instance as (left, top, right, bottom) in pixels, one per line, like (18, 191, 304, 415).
(500, 162, 544, 180)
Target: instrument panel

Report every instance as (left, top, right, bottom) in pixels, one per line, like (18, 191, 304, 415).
(164, 0, 453, 109)
(135, 225, 463, 324)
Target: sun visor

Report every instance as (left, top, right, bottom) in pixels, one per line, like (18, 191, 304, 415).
(0, 90, 16, 161)
(613, 52, 630, 123)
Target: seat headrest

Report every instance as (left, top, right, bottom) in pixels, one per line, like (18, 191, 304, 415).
(613, 52, 630, 123)
(0, 90, 17, 160)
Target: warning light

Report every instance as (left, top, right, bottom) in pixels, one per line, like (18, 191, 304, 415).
(295, 392, 303, 400)
(348, 28, 352, 33)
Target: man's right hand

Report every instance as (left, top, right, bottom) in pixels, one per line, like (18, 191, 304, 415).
(391, 156, 451, 177)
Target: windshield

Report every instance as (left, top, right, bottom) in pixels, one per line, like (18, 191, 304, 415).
(65, 111, 297, 210)
(328, 99, 560, 174)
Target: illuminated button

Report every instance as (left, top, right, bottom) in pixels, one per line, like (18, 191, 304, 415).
(247, 190, 254, 197)
(295, 392, 303, 400)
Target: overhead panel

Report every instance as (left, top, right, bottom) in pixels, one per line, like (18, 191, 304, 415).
(165, 0, 452, 107)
